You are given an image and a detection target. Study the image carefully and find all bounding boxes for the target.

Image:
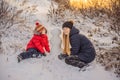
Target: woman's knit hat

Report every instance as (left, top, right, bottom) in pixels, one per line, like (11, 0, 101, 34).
(62, 21, 74, 29)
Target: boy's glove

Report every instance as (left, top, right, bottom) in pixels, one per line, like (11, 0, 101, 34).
(47, 50, 50, 53)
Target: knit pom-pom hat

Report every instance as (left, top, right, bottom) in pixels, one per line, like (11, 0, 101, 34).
(34, 22, 47, 34)
(62, 20, 74, 29)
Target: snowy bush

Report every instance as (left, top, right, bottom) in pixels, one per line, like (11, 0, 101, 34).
(50, 0, 120, 36)
(0, 0, 23, 53)
(0, 0, 21, 34)
(110, 0, 120, 36)
(96, 47, 120, 77)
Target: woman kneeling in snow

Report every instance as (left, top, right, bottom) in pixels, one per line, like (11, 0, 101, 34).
(58, 21, 96, 68)
(17, 22, 50, 62)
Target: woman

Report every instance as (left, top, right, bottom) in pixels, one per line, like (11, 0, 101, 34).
(58, 21, 96, 68)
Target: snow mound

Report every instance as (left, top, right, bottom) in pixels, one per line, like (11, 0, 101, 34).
(0, 0, 119, 80)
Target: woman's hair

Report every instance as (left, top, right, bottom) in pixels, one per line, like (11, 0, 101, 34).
(62, 33, 71, 55)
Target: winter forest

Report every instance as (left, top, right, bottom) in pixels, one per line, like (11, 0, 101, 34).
(0, 0, 120, 80)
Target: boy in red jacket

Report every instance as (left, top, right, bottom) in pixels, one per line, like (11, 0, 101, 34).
(17, 22, 50, 62)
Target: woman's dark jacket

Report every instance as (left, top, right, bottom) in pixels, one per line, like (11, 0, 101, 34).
(70, 27, 96, 63)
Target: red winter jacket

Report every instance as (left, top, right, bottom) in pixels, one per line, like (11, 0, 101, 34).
(26, 34, 50, 54)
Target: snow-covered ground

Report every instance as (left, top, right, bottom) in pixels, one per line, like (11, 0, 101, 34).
(0, 0, 119, 80)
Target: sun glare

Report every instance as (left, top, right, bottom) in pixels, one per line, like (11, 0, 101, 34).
(70, 0, 113, 9)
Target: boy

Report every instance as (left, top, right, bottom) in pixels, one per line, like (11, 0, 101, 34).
(17, 22, 50, 62)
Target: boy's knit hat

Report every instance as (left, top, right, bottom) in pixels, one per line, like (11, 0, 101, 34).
(62, 21, 74, 29)
(35, 22, 44, 33)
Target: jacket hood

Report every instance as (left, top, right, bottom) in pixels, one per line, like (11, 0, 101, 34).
(70, 27, 79, 36)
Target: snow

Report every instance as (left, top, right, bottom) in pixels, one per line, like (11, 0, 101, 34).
(0, 0, 119, 80)
(0, 53, 118, 80)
